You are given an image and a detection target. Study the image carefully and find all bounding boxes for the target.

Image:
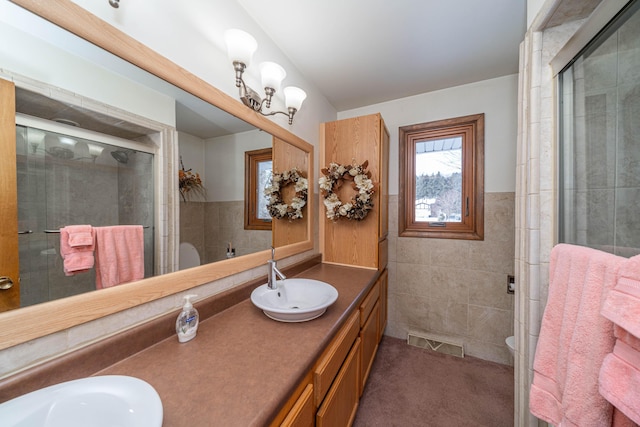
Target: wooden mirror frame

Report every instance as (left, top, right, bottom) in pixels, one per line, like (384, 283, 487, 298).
(0, 0, 314, 350)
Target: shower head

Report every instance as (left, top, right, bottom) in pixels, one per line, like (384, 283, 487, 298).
(47, 146, 75, 159)
(111, 150, 129, 164)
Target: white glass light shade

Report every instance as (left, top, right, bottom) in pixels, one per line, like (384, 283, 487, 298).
(224, 29, 257, 66)
(87, 143, 105, 157)
(28, 128, 45, 152)
(284, 87, 307, 111)
(259, 62, 286, 91)
(58, 136, 77, 147)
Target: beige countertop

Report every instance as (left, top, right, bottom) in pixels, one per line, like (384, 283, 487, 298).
(95, 263, 378, 426)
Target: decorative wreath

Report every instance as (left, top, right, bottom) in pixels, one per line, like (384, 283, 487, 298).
(265, 168, 308, 220)
(319, 160, 375, 221)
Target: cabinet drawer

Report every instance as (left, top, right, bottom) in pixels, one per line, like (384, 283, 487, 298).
(316, 338, 361, 427)
(360, 281, 380, 327)
(360, 301, 380, 393)
(314, 310, 359, 406)
(280, 384, 314, 427)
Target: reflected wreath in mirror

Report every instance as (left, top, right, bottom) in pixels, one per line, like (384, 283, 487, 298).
(265, 168, 308, 220)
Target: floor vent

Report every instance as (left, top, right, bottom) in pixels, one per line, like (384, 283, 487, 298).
(407, 331, 464, 358)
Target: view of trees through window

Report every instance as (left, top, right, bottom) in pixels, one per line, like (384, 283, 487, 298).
(415, 137, 462, 222)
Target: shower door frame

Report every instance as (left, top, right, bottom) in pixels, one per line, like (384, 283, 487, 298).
(16, 114, 158, 305)
(1, 69, 179, 310)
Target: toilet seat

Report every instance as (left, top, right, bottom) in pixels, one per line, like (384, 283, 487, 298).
(506, 335, 515, 356)
(179, 242, 200, 270)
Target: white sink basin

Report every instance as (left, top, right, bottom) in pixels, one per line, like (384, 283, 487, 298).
(0, 375, 163, 427)
(251, 278, 339, 322)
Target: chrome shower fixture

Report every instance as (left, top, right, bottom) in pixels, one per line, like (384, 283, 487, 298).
(109, 0, 120, 8)
(47, 146, 75, 159)
(110, 150, 129, 164)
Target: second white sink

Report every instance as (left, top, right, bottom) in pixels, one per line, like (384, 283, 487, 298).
(0, 375, 163, 427)
(251, 278, 339, 322)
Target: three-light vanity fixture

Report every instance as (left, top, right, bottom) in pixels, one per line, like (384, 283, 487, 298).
(224, 29, 306, 125)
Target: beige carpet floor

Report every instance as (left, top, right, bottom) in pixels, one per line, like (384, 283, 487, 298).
(354, 336, 514, 427)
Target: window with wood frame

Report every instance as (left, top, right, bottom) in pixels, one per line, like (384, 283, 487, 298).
(399, 113, 484, 240)
(244, 147, 272, 230)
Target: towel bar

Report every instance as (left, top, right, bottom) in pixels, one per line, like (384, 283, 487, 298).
(43, 226, 151, 234)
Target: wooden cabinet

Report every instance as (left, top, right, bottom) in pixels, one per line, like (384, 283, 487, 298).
(359, 282, 381, 394)
(275, 269, 388, 426)
(320, 113, 390, 270)
(377, 269, 388, 342)
(360, 302, 379, 394)
(280, 384, 315, 427)
(314, 311, 360, 405)
(316, 338, 361, 427)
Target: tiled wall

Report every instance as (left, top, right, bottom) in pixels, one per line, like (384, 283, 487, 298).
(180, 200, 271, 265)
(17, 127, 154, 306)
(515, 4, 601, 425)
(385, 192, 515, 365)
(561, 8, 640, 257)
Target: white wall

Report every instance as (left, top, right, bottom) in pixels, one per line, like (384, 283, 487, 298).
(68, 0, 337, 147)
(178, 132, 206, 192)
(527, 0, 548, 27)
(0, 9, 175, 127)
(338, 74, 519, 194)
(205, 129, 272, 202)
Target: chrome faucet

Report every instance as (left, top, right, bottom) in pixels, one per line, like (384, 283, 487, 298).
(267, 247, 286, 289)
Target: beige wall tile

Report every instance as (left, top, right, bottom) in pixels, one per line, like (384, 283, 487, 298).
(386, 191, 516, 365)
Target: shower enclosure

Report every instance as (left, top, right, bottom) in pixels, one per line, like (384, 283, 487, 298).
(16, 118, 155, 307)
(559, 0, 640, 257)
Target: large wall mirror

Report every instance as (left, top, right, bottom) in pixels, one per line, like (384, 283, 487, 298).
(0, 0, 313, 350)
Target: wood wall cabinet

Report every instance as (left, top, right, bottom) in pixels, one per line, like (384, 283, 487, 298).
(320, 113, 389, 270)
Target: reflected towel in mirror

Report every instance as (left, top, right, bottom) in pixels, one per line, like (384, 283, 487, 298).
(59, 225, 95, 276)
(94, 226, 144, 289)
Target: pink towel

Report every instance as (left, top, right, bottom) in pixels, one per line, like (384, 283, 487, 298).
(599, 254, 640, 425)
(599, 332, 640, 425)
(59, 225, 95, 276)
(94, 225, 144, 289)
(530, 243, 626, 427)
(601, 254, 640, 338)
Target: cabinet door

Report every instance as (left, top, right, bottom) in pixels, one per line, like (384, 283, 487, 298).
(317, 338, 361, 427)
(378, 270, 388, 342)
(315, 310, 360, 405)
(378, 121, 389, 240)
(360, 301, 380, 394)
(280, 384, 314, 427)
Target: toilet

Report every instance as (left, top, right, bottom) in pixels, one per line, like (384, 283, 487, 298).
(506, 335, 515, 357)
(179, 242, 201, 270)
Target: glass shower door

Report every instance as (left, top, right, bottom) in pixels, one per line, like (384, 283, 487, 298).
(559, 0, 640, 257)
(16, 122, 155, 307)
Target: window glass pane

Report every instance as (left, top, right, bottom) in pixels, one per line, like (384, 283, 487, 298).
(415, 137, 462, 222)
(257, 160, 272, 220)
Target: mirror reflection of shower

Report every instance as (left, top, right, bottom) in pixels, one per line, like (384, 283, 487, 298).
(111, 150, 129, 164)
(16, 117, 155, 307)
(25, 127, 137, 166)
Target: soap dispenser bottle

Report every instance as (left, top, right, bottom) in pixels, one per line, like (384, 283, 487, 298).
(176, 294, 199, 343)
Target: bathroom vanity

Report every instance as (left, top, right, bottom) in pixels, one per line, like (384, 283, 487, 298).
(0, 257, 388, 426)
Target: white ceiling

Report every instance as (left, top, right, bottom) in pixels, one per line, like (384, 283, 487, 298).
(237, 0, 527, 111)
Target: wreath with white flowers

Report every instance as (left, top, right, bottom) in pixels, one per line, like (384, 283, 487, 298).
(265, 167, 308, 220)
(319, 160, 375, 221)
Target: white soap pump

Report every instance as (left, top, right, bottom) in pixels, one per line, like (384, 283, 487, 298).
(176, 294, 199, 343)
